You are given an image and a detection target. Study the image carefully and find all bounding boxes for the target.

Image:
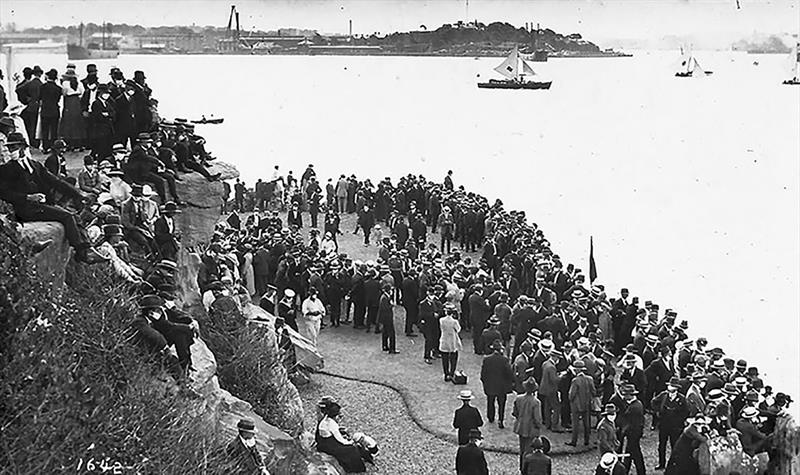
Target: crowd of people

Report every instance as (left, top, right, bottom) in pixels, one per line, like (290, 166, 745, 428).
(1, 62, 794, 475)
(208, 166, 793, 474)
(1, 63, 221, 269)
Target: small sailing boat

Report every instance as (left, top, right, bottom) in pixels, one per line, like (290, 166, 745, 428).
(675, 46, 714, 77)
(477, 46, 552, 90)
(782, 43, 800, 85)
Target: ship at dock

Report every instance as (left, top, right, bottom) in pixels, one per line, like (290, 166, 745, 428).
(67, 23, 119, 60)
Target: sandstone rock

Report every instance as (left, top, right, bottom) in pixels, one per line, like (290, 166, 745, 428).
(174, 161, 238, 306)
(772, 413, 800, 475)
(18, 220, 71, 296)
(697, 433, 765, 475)
(188, 316, 342, 474)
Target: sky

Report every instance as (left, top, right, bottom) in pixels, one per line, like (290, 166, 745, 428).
(0, 0, 797, 45)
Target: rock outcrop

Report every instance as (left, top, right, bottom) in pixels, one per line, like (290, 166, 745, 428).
(189, 338, 341, 475)
(18, 220, 71, 296)
(697, 433, 767, 475)
(174, 161, 341, 474)
(175, 160, 239, 306)
(773, 414, 800, 475)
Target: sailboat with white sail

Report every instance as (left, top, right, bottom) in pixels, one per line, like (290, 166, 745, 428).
(675, 46, 714, 77)
(782, 43, 800, 85)
(478, 46, 552, 90)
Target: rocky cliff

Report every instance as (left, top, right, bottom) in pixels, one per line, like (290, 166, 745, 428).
(12, 160, 341, 474)
(172, 161, 341, 474)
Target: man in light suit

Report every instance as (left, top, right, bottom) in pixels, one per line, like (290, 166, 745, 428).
(539, 350, 563, 432)
(567, 359, 595, 447)
(513, 377, 543, 473)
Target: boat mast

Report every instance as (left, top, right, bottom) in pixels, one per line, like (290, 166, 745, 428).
(102, 22, 106, 50)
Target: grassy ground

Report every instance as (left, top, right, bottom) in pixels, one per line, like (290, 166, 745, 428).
(291, 211, 661, 474)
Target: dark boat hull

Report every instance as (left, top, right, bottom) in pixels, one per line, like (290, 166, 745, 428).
(477, 80, 552, 90)
(783, 79, 800, 85)
(191, 118, 225, 124)
(67, 44, 119, 60)
(675, 71, 714, 77)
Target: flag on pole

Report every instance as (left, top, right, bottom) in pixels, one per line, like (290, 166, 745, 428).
(589, 236, 598, 284)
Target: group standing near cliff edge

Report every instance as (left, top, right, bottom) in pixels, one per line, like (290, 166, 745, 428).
(202, 163, 793, 474)
(1, 62, 796, 475)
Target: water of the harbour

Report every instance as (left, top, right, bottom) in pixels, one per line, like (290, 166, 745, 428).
(5, 51, 799, 408)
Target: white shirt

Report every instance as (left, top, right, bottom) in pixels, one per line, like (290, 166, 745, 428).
(317, 417, 352, 445)
(302, 297, 325, 320)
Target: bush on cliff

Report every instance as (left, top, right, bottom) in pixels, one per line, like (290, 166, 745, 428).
(197, 298, 305, 436)
(0, 216, 234, 474)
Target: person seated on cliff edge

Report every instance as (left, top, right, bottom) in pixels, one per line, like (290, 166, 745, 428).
(130, 294, 197, 379)
(315, 398, 368, 473)
(226, 418, 270, 475)
(0, 132, 105, 264)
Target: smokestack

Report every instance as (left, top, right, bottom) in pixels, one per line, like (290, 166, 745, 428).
(349, 19, 352, 38)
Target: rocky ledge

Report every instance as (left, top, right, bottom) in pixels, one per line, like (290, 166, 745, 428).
(11, 160, 342, 474)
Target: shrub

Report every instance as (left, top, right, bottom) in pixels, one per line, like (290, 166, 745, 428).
(0, 217, 231, 474)
(198, 298, 305, 436)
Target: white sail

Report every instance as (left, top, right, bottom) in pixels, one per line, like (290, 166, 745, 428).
(521, 58, 536, 76)
(691, 57, 707, 77)
(786, 44, 800, 79)
(676, 45, 691, 73)
(494, 47, 519, 80)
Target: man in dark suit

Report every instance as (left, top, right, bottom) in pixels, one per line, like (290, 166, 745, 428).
(0, 133, 102, 264)
(401, 269, 420, 336)
(89, 83, 115, 159)
(522, 437, 552, 475)
(364, 269, 381, 333)
(38, 69, 62, 152)
(153, 201, 181, 261)
(567, 360, 595, 446)
(125, 133, 180, 204)
(16, 66, 42, 147)
(113, 82, 137, 148)
(651, 378, 689, 470)
(287, 202, 303, 228)
(226, 419, 269, 475)
(453, 391, 484, 445)
(131, 70, 153, 134)
(131, 294, 196, 377)
(469, 284, 491, 353)
(455, 428, 488, 475)
(620, 385, 646, 475)
(379, 283, 398, 353)
(480, 341, 514, 428)
(597, 404, 620, 455)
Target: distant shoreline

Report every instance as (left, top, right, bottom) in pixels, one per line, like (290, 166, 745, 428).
(119, 50, 634, 59)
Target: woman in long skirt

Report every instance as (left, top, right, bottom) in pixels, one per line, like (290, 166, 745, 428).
(59, 73, 86, 150)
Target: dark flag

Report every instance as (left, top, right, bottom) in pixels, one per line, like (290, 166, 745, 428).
(589, 236, 597, 284)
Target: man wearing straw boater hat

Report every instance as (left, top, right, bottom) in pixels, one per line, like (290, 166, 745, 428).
(226, 418, 269, 475)
(453, 390, 483, 446)
(595, 452, 627, 475)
